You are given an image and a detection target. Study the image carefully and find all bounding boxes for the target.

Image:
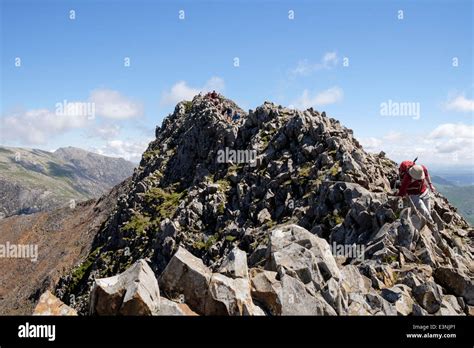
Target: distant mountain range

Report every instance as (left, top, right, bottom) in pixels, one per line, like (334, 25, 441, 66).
(432, 172, 474, 186)
(432, 175, 474, 225)
(0, 146, 135, 217)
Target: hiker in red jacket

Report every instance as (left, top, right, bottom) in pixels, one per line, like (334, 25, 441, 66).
(397, 160, 436, 221)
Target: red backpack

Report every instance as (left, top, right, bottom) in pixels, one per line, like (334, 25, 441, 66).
(399, 159, 416, 180)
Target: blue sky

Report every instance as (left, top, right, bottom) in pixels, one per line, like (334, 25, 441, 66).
(1, 0, 473, 166)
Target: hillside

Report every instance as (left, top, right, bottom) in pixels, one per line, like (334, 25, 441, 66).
(436, 185, 474, 225)
(0, 179, 129, 314)
(431, 176, 474, 225)
(0, 146, 135, 217)
(48, 94, 473, 316)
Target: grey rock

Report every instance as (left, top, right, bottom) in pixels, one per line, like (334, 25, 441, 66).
(413, 282, 443, 314)
(268, 241, 322, 286)
(90, 259, 160, 316)
(154, 298, 198, 316)
(437, 295, 464, 315)
(218, 247, 249, 279)
(380, 284, 413, 315)
(340, 265, 371, 294)
(257, 208, 272, 224)
(279, 275, 337, 315)
(206, 273, 259, 315)
(266, 224, 340, 283)
(321, 277, 348, 315)
(434, 267, 474, 305)
(248, 244, 268, 267)
(250, 269, 282, 315)
(158, 247, 212, 314)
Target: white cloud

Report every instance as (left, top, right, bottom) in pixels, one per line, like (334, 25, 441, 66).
(90, 89, 143, 119)
(290, 52, 339, 76)
(1, 108, 91, 145)
(1, 89, 143, 146)
(161, 77, 225, 105)
(88, 123, 121, 140)
(383, 131, 403, 142)
(359, 137, 383, 152)
(92, 138, 152, 163)
(428, 123, 474, 139)
(358, 124, 474, 165)
(445, 94, 474, 112)
(293, 86, 344, 109)
(434, 138, 471, 154)
(322, 52, 338, 66)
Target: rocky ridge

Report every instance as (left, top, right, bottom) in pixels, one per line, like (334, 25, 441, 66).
(53, 94, 473, 316)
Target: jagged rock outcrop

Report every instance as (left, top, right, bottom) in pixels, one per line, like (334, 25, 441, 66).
(158, 247, 212, 314)
(54, 94, 473, 316)
(90, 259, 160, 316)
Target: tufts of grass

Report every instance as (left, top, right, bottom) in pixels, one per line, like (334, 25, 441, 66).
(193, 234, 219, 250)
(216, 179, 231, 193)
(183, 101, 193, 113)
(225, 235, 237, 242)
(69, 247, 101, 291)
(144, 187, 185, 220)
(121, 213, 151, 235)
(217, 202, 225, 215)
(329, 162, 340, 177)
(298, 163, 312, 178)
(142, 149, 161, 161)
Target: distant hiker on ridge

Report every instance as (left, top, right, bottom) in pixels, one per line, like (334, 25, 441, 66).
(232, 111, 241, 123)
(397, 159, 436, 222)
(224, 107, 233, 122)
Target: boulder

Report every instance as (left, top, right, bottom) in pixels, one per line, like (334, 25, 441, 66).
(340, 265, 371, 294)
(279, 275, 337, 315)
(154, 298, 198, 316)
(412, 303, 429, 316)
(437, 295, 464, 316)
(257, 208, 272, 224)
(206, 273, 259, 315)
(380, 284, 413, 315)
(321, 277, 348, 315)
(218, 247, 249, 279)
(346, 292, 372, 315)
(248, 244, 268, 267)
(268, 242, 323, 286)
(434, 267, 474, 305)
(33, 291, 77, 316)
(158, 247, 212, 314)
(250, 269, 282, 315)
(90, 259, 160, 316)
(365, 292, 397, 315)
(266, 224, 340, 285)
(413, 282, 443, 314)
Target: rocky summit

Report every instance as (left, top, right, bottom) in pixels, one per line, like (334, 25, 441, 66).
(52, 94, 473, 316)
